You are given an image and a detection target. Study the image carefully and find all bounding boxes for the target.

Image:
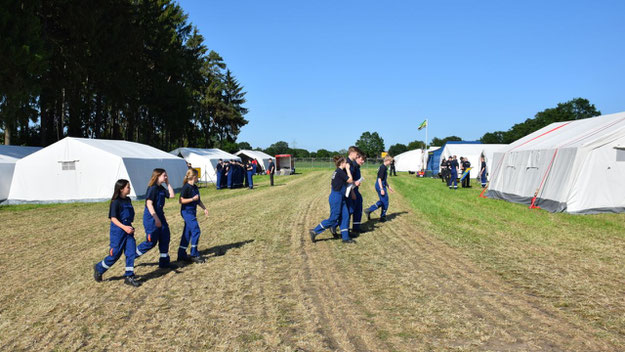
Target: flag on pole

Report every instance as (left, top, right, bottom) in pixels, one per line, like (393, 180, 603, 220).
(418, 119, 427, 130)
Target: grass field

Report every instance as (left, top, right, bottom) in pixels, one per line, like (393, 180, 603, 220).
(1, 170, 624, 351)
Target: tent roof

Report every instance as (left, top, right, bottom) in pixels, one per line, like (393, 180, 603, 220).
(235, 149, 273, 160)
(170, 147, 240, 160)
(503, 112, 625, 152)
(67, 137, 180, 159)
(394, 149, 424, 159)
(0, 145, 42, 162)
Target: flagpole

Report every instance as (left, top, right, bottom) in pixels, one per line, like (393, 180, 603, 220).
(424, 119, 428, 173)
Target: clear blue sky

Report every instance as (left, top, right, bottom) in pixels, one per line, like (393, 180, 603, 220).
(177, 0, 625, 152)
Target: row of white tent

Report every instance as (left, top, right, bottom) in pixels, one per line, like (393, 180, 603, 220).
(3, 112, 624, 213)
(0, 138, 277, 204)
(393, 144, 507, 180)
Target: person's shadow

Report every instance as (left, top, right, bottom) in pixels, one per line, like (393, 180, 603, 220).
(108, 239, 255, 283)
(359, 211, 408, 233)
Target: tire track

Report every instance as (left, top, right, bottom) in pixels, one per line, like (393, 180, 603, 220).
(289, 175, 391, 352)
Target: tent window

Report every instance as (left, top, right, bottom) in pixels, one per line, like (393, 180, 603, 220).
(61, 161, 76, 171)
(527, 151, 540, 169)
(616, 149, 625, 162)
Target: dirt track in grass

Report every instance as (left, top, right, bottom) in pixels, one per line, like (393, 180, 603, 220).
(0, 169, 618, 351)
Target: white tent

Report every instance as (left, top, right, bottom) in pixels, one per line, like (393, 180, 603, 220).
(170, 147, 240, 184)
(487, 112, 625, 214)
(440, 144, 505, 177)
(394, 149, 426, 172)
(0, 145, 42, 201)
(7, 137, 187, 204)
(480, 144, 508, 180)
(235, 149, 273, 172)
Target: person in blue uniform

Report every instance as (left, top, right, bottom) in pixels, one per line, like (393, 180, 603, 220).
(449, 155, 459, 190)
(479, 155, 487, 188)
(440, 157, 450, 184)
(135, 168, 177, 269)
(246, 160, 254, 189)
(215, 159, 223, 190)
(461, 157, 471, 188)
(364, 156, 394, 222)
(177, 169, 209, 264)
(226, 161, 233, 189)
(309, 156, 355, 244)
(93, 179, 141, 287)
(268, 158, 275, 186)
(345, 146, 366, 236)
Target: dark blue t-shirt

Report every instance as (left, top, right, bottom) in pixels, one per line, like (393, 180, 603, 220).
(145, 184, 169, 216)
(377, 164, 388, 184)
(109, 197, 134, 224)
(180, 183, 199, 212)
(331, 168, 348, 192)
(268, 161, 275, 174)
(349, 159, 361, 186)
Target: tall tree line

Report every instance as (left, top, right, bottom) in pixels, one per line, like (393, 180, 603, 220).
(0, 0, 247, 150)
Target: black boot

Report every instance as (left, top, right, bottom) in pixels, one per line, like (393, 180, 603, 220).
(190, 256, 206, 264)
(364, 209, 371, 221)
(93, 264, 102, 282)
(124, 275, 141, 287)
(309, 229, 317, 243)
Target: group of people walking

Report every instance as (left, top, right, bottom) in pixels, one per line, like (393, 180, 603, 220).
(93, 168, 208, 287)
(440, 155, 488, 189)
(214, 158, 276, 190)
(309, 146, 394, 244)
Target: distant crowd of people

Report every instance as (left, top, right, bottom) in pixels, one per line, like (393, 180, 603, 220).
(213, 158, 275, 190)
(440, 155, 488, 189)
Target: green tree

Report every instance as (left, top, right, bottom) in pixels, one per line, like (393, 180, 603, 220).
(316, 149, 331, 158)
(355, 131, 385, 158)
(480, 98, 601, 144)
(237, 141, 252, 150)
(407, 140, 425, 150)
(388, 143, 408, 156)
(265, 141, 290, 155)
(430, 136, 461, 146)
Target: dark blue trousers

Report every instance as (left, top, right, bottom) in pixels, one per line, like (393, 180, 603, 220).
(247, 171, 254, 188)
(179, 211, 201, 258)
(137, 216, 171, 267)
(216, 172, 222, 190)
(96, 225, 136, 277)
(450, 170, 458, 188)
(314, 190, 350, 240)
(367, 182, 389, 217)
(481, 171, 487, 187)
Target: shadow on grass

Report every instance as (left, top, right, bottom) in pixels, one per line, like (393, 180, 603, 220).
(199, 239, 255, 257)
(108, 239, 255, 283)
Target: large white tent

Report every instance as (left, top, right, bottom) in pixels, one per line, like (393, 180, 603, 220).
(7, 137, 187, 204)
(0, 145, 42, 202)
(440, 143, 505, 177)
(480, 144, 508, 180)
(487, 112, 625, 214)
(170, 147, 240, 184)
(394, 149, 427, 172)
(235, 149, 273, 172)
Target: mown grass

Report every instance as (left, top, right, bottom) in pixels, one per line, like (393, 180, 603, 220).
(391, 172, 625, 340)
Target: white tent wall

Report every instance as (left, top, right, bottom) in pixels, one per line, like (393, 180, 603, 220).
(171, 148, 240, 184)
(479, 144, 507, 180)
(0, 146, 42, 201)
(8, 138, 187, 204)
(235, 150, 272, 172)
(0, 163, 16, 201)
(487, 112, 625, 213)
(394, 149, 426, 172)
(440, 144, 488, 177)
